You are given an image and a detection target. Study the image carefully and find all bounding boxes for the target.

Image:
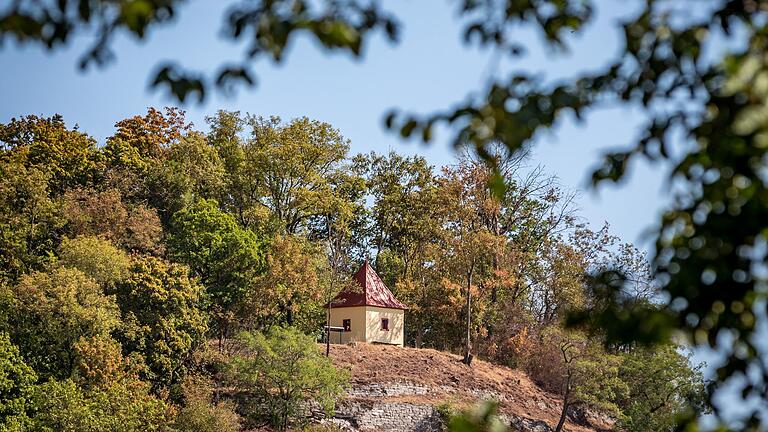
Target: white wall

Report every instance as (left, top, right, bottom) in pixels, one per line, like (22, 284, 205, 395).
(365, 306, 405, 346)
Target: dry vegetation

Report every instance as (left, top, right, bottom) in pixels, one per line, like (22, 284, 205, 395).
(327, 343, 612, 432)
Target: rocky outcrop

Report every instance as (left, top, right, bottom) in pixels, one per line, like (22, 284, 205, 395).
(323, 344, 611, 432)
(313, 382, 562, 432)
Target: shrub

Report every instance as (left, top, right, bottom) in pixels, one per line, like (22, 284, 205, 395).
(29, 378, 173, 432)
(226, 326, 349, 431)
(172, 375, 240, 432)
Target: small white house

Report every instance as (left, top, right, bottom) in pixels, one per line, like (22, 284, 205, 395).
(326, 261, 407, 346)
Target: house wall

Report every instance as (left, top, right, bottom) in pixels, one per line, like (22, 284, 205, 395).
(329, 306, 367, 344)
(365, 306, 405, 346)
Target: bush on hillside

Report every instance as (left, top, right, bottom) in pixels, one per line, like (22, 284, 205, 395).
(225, 326, 349, 431)
(172, 374, 240, 432)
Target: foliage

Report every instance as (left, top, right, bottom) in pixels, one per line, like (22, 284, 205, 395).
(226, 326, 348, 431)
(156, 131, 227, 216)
(58, 236, 131, 288)
(521, 327, 626, 431)
(0, 156, 63, 281)
(28, 378, 173, 432)
(103, 107, 193, 223)
(0, 332, 36, 432)
(243, 115, 351, 234)
(172, 375, 240, 432)
(617, 346, 709, 432)
(72, 335, 136, 390)
(0, 1, 398, 102)
(448, 401, 507, 432)
(0, 107, 716, 429)
(4, 0, 768, 422)
(62, 188, 164, 254)
(0, 115, 103, 194)
(168, 199, 266, 340)
(9, 267, 121, 380)
(114, 256, 208, 389)
(105, 107, 190, 164)
(249, 234, 325, 329)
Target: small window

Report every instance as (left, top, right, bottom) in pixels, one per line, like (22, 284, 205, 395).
(381, 318, 389, 331)
(342, 319, 351, 332)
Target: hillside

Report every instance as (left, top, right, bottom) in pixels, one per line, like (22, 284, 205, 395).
(325, 343, 612, 432)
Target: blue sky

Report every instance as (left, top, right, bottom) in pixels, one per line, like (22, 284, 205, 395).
(0, 0, 663, 253)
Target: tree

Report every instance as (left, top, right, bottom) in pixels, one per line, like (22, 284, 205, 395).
(58, 236, 131, 289)
(114, 256, 208, 389)
(226, 326, 348, 431)
(440, 162, 507, 364)
(102, 107, 193, 222)
(0, 156, 63, 281)
(249, 234, 324, 330)
(525, 328, 625, 432)
(617, 346, 708, 432)
(62, 332, 174, 432)
(104, 107, 190, 164)
(28, 378, 173, 432)
(168, 199, 267, 342)
(152, 131, 227, 221)
(206, 110, 270, 231)
(0, 332, 36, 432)
(353, 151, 442, 269)
(9, 267, 121, 380)
(241, 116, 351, 234)
(0, 115, 103, 194)
(62, 188, 164, 254)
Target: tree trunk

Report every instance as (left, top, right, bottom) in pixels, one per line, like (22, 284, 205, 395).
(463, 267, 474, 365)
(555, 400, 569, 432)
(325, 301, 332, 356)
(555, 371, 572, 432)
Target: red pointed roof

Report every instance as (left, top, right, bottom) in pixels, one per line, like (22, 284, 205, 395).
(328, 261, 408, 310)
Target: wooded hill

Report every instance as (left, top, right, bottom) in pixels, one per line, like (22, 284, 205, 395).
(0, 108, 707, 431)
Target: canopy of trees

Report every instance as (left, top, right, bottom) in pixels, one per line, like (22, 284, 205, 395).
(0, 109, 708, 430)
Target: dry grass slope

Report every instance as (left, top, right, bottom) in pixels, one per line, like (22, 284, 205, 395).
(327, 343, 612, 432)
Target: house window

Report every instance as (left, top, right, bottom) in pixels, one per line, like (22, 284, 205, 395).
(381, 318, 389, 331)
(342, 319, 351, 332)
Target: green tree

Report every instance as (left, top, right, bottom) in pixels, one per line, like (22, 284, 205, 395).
(0, 157, 64, 281)
(0, 332, 36, 432)
(152, 131, 227, 221)
(226, 326, 348, 431)
(0, 115, 103, 194)
(528, 328, 626, 432)
(168, 199, 267, 342)
(28, 378, 173, 432)
(114, 256, 208, 389)
(9, 267, 120, 380)
(243, 116, 351, 234)
(353, 151, 442, 270)
(617, 346, 708, 432)
(58, 236, 131, 288)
